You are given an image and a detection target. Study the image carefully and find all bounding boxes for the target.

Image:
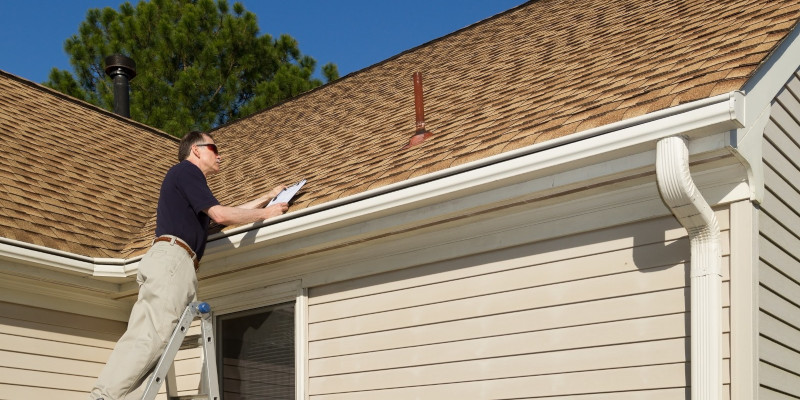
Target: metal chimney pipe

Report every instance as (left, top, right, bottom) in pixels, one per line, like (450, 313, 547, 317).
(104, 54, 137, 118)
(404, 72, 433, 149)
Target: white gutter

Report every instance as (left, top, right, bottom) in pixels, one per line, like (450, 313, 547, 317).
(656, 136, 722, 400)
(0, 236, 139, 277)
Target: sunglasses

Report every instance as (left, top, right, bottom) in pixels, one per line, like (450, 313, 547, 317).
(196, 143, 219, 155)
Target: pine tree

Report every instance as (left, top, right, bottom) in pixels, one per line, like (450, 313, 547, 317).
(45, 0, 339, 137)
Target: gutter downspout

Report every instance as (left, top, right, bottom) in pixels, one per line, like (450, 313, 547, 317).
(656, 136, 722, 399)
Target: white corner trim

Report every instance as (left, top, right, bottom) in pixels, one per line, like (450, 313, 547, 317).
(727, 102, 770, 204)
(656, 136, 723, 400)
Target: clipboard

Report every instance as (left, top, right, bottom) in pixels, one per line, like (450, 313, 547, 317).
(268, 179, 306, 206)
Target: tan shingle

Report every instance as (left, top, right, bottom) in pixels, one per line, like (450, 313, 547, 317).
(0, 71, 177, 257)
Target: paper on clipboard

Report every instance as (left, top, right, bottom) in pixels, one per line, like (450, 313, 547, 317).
(268, 179, 306, 206)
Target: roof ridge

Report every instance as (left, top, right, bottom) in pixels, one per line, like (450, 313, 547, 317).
(210, 1, 534, 134)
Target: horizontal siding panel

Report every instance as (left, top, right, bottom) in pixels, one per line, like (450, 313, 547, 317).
(765, 114, 800, 161)
(174, 373, 202, 396)
(760, 312, 800, 352)
(174, 354, 203, 377)
(0, 316, 121, 347)
(763, 141, 800, 198)
(517, 388, 690, 400)
(759, 386, 800, 400)
(311, 287, 689, 358)
(764, 166, 800, 216)
(760, 213, 800, 265)
(310, 362, 730, 400)
(760, 288, 800, 330)
(0, 349, 101, 377)
(0, 301, 125, 335)
(311, 313, 731, 376)
(760, 236, 800, 285)
(310, 336, 730, 394)
(0, 366, 94, 391)
(760, 336, 800, 376)
(0, 302, 129, 400)
(310, 210, 731, 305)
(0, 383, 90, 400)
(310, 238, 690, 323)
(772, 86, 800, 139)
(0, 332, 111, 363)
(310, 262, 731, 341)
(760, 362, 800, 398)
(760, 262, 800, 307)
(761, 189, 800, 243)
(529, 386, 729, 400)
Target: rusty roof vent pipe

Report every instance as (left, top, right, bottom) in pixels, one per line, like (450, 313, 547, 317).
(403, 72, 433, 149)
(104, 54, 137, 118)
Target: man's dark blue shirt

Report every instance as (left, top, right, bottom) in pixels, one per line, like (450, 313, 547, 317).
(155, 160, 220, 260)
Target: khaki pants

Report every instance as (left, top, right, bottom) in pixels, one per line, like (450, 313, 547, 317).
(89, 241, 198, 400)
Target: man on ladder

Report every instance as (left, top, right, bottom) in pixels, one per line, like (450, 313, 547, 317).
(89, 131, 289, 400)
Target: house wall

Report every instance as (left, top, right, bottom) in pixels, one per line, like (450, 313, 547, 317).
(0, 300, 203, 400)
(305, 210, 732, 399)
(0, 301, 124, 399)
(758, 67, 800, 398)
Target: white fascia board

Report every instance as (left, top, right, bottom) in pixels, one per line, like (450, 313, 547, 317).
(0, 91, 747, 280)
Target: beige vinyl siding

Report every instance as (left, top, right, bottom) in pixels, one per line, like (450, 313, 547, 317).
(0, 301, 124, 400)
(759, 67, 800, 398)
(0, 300, 204, 400)
(307, 210, 731, 399)
(171, 321, 205, 398)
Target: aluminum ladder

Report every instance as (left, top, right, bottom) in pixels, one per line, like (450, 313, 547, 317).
(141, 301, 220, 400)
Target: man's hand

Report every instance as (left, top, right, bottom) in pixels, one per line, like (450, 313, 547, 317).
(236, 184, 289, 210)
(264, 202, 289, 218)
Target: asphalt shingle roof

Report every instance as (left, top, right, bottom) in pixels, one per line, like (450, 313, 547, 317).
(2, 0, 799, 259)
(0, 72, 176, 257)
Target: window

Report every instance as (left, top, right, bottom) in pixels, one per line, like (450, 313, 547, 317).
(217, 301, 295, 399)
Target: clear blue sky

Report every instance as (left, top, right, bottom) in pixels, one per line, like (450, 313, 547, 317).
(0, 0, 526, 84)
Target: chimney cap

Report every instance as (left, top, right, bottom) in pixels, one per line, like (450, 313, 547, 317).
(104, 54, 137, 79)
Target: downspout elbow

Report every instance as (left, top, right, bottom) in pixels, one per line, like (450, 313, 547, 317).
(656, 136, 722, 399)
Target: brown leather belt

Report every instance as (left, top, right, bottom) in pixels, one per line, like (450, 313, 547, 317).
(153, 235, 199, 270)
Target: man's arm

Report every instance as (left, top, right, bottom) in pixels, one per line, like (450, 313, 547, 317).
(206, 202, 288, 226)
(235, 185, 287, 210)
(206, 185, 289, 226)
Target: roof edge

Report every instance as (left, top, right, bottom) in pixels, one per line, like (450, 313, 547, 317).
(0, 236, 140, 278)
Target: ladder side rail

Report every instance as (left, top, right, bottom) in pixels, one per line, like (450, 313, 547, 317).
(141, 304, 199, 400)
(200, 311, 220, 400)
